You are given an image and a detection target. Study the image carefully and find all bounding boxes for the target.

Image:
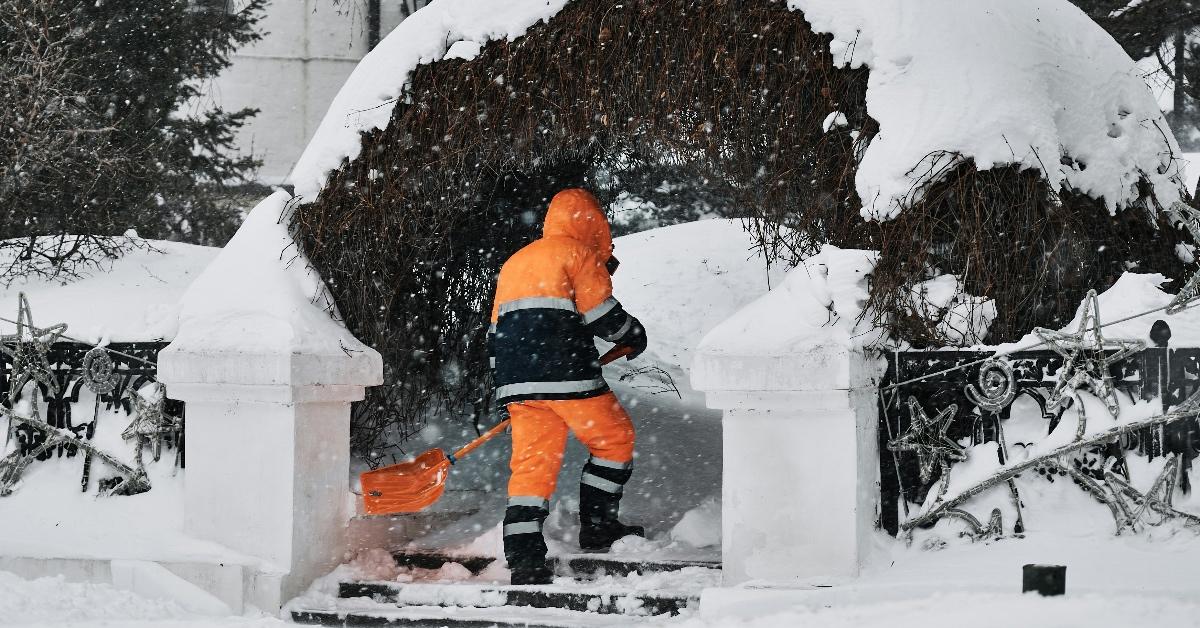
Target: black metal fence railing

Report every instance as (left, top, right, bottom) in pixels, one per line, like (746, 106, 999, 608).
(2, 341, 182, 495)
(877, 322, 1200, 535)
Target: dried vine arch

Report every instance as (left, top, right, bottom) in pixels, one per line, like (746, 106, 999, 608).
(291, 0, 1193, 461)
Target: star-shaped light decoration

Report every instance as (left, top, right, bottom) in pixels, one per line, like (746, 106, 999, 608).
(0, 293, 67, 403)
(888, 397, 966, 484)
(1167, 201, 1200, 315)
(121, 383, 181, 444)
(1102, 453, 1200, 533)
(1034, 290, 1144, 419)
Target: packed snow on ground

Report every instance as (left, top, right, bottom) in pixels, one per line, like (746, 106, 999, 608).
(0, 193, 371, 566)
(686, 466, 1200, 626)
(0, 570, 287, 628)
(0, 238, 217, 343)
(288, 0, 570, 199)
(0, 386, 260, 566)
(792, 0, 1186, 219)
(380, 219, 784, 563)
(685, 589, 1200, 628)
(0, 237, 245, 565)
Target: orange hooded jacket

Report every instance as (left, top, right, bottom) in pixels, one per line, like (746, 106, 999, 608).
(489, 189, 643, 405)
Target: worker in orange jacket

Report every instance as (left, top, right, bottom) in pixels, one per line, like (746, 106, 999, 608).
(489, 188, 647, 585)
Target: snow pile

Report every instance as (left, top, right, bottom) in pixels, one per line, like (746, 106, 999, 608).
(903, 275, 996, 345)
(168, 191, 370, 357)
(924, 391, 1162, 519)
(0, 394, 254, 565)
(0, 570, 286, 627)
(0, 240, 217, 343)
(289, 0, 570, 198)
(698, 244, 880, 357)
(791, 0, 1186, 219)
(345, 548, 402, 582)
(689, 590, 1200, 628)
(0, 571, 188, 625)
(669, 497, 721, 549)
(611, 219, 786, 372)
(998, 271, 1200, 350)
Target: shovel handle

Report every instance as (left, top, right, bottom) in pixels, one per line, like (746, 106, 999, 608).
(599, 344, 635, 363)
(451, 419, 510, 462)
(451, 344, 634, 463)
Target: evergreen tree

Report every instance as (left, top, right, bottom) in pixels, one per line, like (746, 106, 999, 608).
(0, 0, 264, 281)
(1070, 0, 1200, 149)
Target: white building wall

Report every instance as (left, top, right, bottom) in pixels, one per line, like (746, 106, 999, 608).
(203, 1, 410, 184)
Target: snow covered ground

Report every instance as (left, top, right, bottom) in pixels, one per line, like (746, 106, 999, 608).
(689, 591, 1200, 628)
(0, 239, 263, 566)
(0, 571, 286, 628)
(7, 220, 1200, 624)
(685, 512, 1200, 626)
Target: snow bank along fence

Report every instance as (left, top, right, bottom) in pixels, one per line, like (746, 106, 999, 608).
(1, 342, 180, 496)
(0, 211, 385, 613)
(878, 323, 1200, 538)
(693, 271, 1200, 587)
(0, 298, 182, 497)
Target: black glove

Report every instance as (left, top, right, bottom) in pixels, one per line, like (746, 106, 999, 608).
(622, 317, 647, 360)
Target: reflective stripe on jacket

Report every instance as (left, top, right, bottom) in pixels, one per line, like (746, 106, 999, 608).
(489, 189, 640, 405)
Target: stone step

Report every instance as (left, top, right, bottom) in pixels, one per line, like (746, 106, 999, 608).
(392, 550, 719, 579)
(339, 581, 697, 617)
(292, 605, 661, 627)
(555, 554, 718, 579)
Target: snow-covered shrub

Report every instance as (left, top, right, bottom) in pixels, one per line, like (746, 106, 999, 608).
(287, 0, 1193, 452)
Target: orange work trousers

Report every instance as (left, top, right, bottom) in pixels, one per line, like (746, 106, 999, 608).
(507, 392, 635, 500)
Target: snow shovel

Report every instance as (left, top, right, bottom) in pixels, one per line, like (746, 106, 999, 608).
(361, 344, 635, 515)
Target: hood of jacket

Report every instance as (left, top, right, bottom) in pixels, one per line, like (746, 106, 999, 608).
(542, 188, 614, 261)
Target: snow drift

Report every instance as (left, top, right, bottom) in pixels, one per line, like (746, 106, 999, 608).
(791, 0, 1186, 218)
(295, 0, 1185, 219)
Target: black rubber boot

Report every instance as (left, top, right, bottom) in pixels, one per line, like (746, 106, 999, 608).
(503, 502, 553, 585)
(578, 457, 644, 552)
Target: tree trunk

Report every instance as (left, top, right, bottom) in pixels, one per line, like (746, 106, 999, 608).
(367, 0, 381, 50)
(1177, 27, 1187, 117)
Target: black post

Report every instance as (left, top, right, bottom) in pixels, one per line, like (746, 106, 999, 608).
(1023, 564, 1066, 596)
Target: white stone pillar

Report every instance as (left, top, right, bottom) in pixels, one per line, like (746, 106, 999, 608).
(692, 344, 881, 585)
(158, 349, 382, 609)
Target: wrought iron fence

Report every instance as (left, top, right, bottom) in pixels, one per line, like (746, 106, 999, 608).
(877, 321, 1200, 535)
(1, 340, 181, 496)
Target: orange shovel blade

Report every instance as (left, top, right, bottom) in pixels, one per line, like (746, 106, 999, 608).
(360, 448, 451, 515)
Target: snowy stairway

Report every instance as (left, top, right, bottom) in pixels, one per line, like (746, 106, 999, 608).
(290, 553, 717, 627)
(391, 550, 718, 579)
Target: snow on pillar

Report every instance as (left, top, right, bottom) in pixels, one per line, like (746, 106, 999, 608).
(691, 246, 882, 585)
(159, 191, 383, 608)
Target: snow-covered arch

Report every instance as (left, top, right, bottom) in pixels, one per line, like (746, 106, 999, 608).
(292, 0, 1184, 215)
(157, 0, 1196, 598)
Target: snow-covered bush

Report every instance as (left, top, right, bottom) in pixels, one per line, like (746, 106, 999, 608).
(285, 0, 1193, 451)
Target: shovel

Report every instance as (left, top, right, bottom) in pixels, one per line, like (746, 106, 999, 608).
(360, 344, 634, 515)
